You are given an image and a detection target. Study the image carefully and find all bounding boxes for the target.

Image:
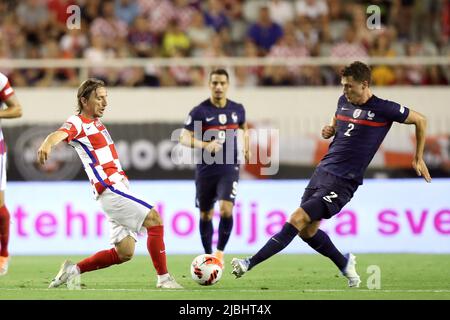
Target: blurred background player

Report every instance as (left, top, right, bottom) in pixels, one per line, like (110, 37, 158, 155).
(0, 72, 23, 276)
(231, 61, 431, 287)
(37, 78, 182, 289)
(180, 69, 250, 265)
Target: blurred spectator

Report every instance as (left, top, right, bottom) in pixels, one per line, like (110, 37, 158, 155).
(203, 0, 230, 32)
(370, 31, 396, 86)
(59, 24, 89, 58)
(16, 0, 50, 45)
(247, 5, 284, 55)
(161, 18, 190, 57)
(83, 35, 117, 83)
(115, 0, 139, 25)
(295, 0, 329, 33)
(128, 15, 156, 57)
(268, 0, 294, 26)
(90, 0, 128, 49)
(187, 11, 215, 57)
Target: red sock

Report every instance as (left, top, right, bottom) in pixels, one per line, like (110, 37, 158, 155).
(77, 248, 122, 274)
(0, 206, 10, 257)
(147, 225, 168, 275)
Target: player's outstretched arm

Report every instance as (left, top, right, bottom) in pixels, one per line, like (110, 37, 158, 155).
(404, 109, 432, 183)
(37, 131, 69, 165)
(0, 94, 23, 119)
(321, 116, 337, 139)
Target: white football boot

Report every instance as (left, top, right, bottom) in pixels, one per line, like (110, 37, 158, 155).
(48, 260, 80, 288)
(156, 274, 184, 289)
(341, 253, 361, 288)
(231, 257, 250, 278)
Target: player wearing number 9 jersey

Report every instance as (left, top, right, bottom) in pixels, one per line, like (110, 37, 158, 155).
(180, 69, 249, 265)
(231, 61, 431, 288)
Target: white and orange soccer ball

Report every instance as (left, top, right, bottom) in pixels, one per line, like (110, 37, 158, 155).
(190, 254, 223, 286)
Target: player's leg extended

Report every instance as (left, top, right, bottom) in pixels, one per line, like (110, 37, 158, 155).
(299, 221, 347, 271)
(143, 208, 183, 288)
(199, 209, 214, 254)
(231, 207, 310, 277)
(0, 190, 11, 275)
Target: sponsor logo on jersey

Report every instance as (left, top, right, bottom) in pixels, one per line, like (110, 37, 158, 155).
(367, 111, 375, 120)
(231, 112, 238, 123)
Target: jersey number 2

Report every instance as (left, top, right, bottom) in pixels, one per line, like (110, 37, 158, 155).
(344, 123, 355, 136)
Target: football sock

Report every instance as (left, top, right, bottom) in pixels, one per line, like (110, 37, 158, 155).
(0, 206, 10, 257)
(147, 225, 168, 275)
(217, 216, 233, 251)
(199, 218, 213, 254)
(77, 248, 122, 273)
(302, 229, 347, 270)
(249, 222, 298, 270)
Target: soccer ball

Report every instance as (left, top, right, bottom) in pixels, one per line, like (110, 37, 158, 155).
(190, 254, 223, 286)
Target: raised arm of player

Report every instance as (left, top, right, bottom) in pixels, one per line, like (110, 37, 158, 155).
(37, 131, 69, 165)
(179, 128, 222, 153)
(403, 109, 432, 183)
(0, 94, 22, 119)
(322, 116, 337, 139)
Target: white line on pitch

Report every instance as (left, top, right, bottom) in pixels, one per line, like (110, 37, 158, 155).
(0, 288, 449, 293)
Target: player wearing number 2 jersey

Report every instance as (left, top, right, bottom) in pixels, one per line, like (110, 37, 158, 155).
(231, 61, 431, 287)
(37, 79, 182, 289)
(180, 69, 250, 265)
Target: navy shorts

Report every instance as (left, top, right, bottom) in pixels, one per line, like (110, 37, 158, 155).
(195, 172, 239, 211)
(300, 168, 359, 221)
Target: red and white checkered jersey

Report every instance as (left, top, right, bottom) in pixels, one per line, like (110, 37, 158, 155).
(0, 72, 15, 154)
(58, 114, 126, 198)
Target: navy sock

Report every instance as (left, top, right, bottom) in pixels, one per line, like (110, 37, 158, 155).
(248, 223, 298, 270)
(302, 229, 347, 270)
(199, 219, 213, 254)
(217, 216, 233, 251)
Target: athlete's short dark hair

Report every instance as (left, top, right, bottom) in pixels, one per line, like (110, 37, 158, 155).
(76, 78, 105, 114)
(341, 61, 371, 85)
(209, 68, 229, 82)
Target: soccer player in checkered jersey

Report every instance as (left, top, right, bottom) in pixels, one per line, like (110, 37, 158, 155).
(231, 61, 432, 287)
(37, 79, 183, 289)
(0, 72, 23, 276)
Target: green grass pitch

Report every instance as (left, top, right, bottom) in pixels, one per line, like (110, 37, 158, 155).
(0, 254, 449, 300)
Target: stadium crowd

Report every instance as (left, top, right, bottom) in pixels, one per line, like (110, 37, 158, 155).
(0, 0, 449, 87)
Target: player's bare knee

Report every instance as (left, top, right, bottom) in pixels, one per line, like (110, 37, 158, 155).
(117, 250, 133, 262)
(200, 210, 213, 220)
(219, 207, 232, 218)
(289, 209, 311, 229)
(143, 208, 163, 227)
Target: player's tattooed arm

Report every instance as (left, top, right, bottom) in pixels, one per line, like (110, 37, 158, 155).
(37, 131, 69, 165)
(321, 116, 337, 139)
(404, 110, 432, 183)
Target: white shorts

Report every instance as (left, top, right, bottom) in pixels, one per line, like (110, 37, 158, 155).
(0, 153, 6, 191)
(98, 180, 153, 245)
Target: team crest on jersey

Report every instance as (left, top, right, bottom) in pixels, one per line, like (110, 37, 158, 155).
(219, 114, 227, 124)
(367, 111, 375, 120)
(231, 112, 238, 123)
(353, 109, 362, 119)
